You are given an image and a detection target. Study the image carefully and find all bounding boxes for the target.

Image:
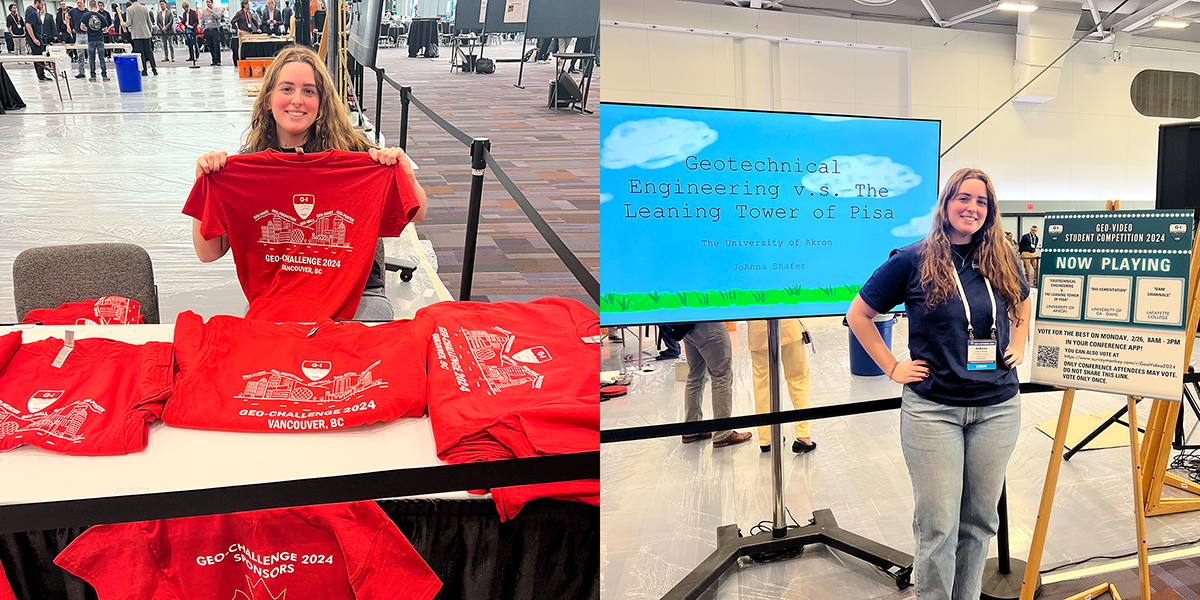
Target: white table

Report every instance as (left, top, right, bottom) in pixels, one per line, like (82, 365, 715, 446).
(0, 54, 72, 104)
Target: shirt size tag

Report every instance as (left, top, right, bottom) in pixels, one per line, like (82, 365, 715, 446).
(51, 330, 75, 368)
(967, 339, 997, 371)
(581, 335, 603, 345)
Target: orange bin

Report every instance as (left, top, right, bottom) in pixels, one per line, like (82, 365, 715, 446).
(251, 59, 264, 77)
(263, 59, 274, 73)
(238, 60, 251, 78)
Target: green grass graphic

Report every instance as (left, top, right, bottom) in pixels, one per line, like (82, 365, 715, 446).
(600, 284, 862, 313)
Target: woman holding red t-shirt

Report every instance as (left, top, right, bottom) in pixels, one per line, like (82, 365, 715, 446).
(192, 45, 427, 322)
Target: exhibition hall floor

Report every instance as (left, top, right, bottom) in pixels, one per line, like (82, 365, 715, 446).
(0, 41, 597, 322)
(600, 300, 1200, 599)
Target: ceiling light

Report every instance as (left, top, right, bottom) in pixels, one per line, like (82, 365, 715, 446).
(853, 0, 897, 5)
(1154, 18, 1189, 28)
(998, 2, 1038, 12)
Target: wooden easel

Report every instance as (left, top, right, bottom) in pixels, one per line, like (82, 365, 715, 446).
(1017, 200, 1200, 600)
(1065, 582, 1124, 600)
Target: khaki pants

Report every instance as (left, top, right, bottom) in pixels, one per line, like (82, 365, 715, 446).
(748, 320, 810, 445)
(1020, 252, 1038, 286)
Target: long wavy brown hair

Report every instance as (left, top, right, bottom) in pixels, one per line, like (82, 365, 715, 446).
(240, 46, 375, 153)
(920, 167, 1025, 327)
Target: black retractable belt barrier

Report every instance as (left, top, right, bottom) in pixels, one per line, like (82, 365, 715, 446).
(0, 451, 598, 534)
(461, 138, 490, 301)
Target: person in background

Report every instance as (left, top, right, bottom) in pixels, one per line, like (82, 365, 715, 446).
(24, 0, 48, 80)
(279, 0, 290, 34)
(67, 0, 89, 76)
(156, 0, 173, 60)
(110, 2, 125, 44)
(748, 319, 815, 454)
(199, 0, 221, 65)
(846, 167, 1030, 600)
(7, 4, 25, 55)
(125, 0, 155, 75)
(82, 0, 109, 80)
(96, 2, 110, 43)
(654, 325, 679, 360)
(668, 322, 753, 449)
(1019, 225, 1039, 287)
(180, 0, 197, 60)
(54, 2, 69, 44)
(260, 0, 281, 35)
(229, 0, 254, 64)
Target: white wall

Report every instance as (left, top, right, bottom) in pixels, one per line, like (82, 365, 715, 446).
(602, 0, 1200, 204)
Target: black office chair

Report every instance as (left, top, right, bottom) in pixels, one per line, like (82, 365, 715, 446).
(12, 243, 161, 324)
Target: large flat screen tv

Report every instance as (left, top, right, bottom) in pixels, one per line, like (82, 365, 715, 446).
(599, 102, 941, 326)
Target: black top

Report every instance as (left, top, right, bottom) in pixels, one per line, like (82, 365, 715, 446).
(6, 12, 23, 36)
(1019, 232, 1039, 253)
(82, 10, 110, 42)
(68, 6, 88, 35)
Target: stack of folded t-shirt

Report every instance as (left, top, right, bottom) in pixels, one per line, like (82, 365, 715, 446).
(165, 311, 427, 432)
(21, 296, 145, 325)
(0, 330, 174, 455)
(410, 298, 600, 520)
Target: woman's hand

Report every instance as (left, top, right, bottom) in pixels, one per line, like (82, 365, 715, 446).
(1004, 345, 1025, 368)
(368, 146, 408, 167)
(195, 151, 228, 178)
(889, 359, 930, 384)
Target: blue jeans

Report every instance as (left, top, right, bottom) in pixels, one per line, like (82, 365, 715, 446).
(76, 32, 87, 75)
(900, 387, 1020, 600)
(87, 40, 107, 77)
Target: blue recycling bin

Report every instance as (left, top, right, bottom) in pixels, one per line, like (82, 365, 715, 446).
(845, 314, 895, 376)
(113, 54, 141, 92)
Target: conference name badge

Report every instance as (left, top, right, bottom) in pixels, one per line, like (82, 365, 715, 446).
(967, 339, 997, 371)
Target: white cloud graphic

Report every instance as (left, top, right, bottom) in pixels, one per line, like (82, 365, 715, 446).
(891, 205, 936, 237)
(601, 118, 718, 170)
(600, 193, 613, 204)
(800, 155, 922, 198)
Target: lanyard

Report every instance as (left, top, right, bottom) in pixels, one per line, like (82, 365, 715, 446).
(951, 265, 997, 341)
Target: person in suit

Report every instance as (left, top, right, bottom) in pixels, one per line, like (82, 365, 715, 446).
(1018, 225, 1039, 287)
(125, 0, 156, 75)
(156, 0, 174, 61)
(180, 0, 198, 61)
(260, 0, 282, 35)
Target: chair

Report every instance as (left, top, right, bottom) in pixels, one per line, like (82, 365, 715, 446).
(12, 243, 161, 324)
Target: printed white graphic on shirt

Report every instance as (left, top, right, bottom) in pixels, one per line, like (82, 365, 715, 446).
(0, 398, 106, 443)
(236, 359, 386, 403)
(433, 326, 549, 394)
(293, 193, 315, 220)
(255, 209, 354, 249)
(232, 576, 286, 600)
(28, 390, 64, 413)
(301, 360, 331, 380)
(91, 296, 140, 324)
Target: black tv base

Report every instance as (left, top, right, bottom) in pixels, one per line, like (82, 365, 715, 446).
(662, 508, 914, 599)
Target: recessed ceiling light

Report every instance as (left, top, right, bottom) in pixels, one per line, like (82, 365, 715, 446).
(1154, 18, 1189, 28)
(853, 0, 898, 6)
(998, 2, 1039, 11)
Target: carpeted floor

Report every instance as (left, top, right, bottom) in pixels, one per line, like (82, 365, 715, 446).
(1040, 555, 1200, 600)
(364, 41, 599, 307)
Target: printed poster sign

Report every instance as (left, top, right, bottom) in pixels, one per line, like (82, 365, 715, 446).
(1031, 210, 1195, 401)
(503, 0, 526, 23)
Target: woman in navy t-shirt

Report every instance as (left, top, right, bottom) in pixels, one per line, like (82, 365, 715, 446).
(846, 167, 1030, 600)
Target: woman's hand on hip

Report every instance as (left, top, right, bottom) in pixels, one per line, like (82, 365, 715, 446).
(195, 151, 227, 178)
(890, 359, 930, 384)
(368, 146, 407, 166)
(1004, 345, 1025, 368)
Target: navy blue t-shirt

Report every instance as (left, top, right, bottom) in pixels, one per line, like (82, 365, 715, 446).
(68, 7, 87, 34)
(858, 240, 1030, 406)
(82, 10, 110, 42)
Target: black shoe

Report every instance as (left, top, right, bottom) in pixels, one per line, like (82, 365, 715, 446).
(152, 70, 158, 75)
(654, 352, 679, 361)
(38, 77, 51, 81)
(760, 437, 784, 453)
(792, 439, 817, 454)
(74, 73, 84, 78)
(141, 71, 147, 76)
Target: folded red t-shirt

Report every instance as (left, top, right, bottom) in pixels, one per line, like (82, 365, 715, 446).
(21, 296, 145, 325)
(54, 501, 441, 600)
(166, 310, 427, 432)
(182, 149, 421, 322)
(410, 298, 600, 520)
(0, 331, 174, 455)
(0, 562, 16, 600)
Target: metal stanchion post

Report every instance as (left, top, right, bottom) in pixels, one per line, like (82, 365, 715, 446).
(982, 481, 1039, 600)
(768, 319, 786, 537)
(374, 67, 383, 145)
(399, 85, 411, 152)
(460, 137, 489, 302)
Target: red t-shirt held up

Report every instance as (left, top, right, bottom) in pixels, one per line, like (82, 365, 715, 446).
(411, 298, 600, 520)
(22, 296, 145, 325)
(182, 149, 421, 322)
(166, 310, 427, 433)
(0, 331, 174, 455)
(54, 501, 442, 600)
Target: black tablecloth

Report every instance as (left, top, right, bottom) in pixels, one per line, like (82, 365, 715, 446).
(239, 38, 292, 59)
(0, 64, 25, 112)
(407, 17, 439, 57)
